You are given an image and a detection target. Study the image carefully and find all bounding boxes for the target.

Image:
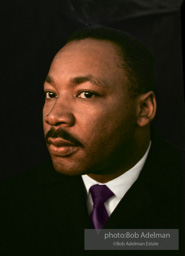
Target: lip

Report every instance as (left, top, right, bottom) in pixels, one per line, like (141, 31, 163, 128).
(47, 138, 77, 147)
(47, 138, 79, 156)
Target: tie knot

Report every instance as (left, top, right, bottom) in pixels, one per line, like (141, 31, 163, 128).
(89, 184, 114, 206)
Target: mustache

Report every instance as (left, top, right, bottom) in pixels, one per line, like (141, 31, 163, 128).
(45, 128, 83, 147)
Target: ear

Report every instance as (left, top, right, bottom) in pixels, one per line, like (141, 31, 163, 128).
(136, 91, 157, 127)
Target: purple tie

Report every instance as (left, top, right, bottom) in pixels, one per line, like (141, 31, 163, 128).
(89, 184, 114, 229)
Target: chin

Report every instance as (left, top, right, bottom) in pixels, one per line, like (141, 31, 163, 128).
(52, 159, 88, 176)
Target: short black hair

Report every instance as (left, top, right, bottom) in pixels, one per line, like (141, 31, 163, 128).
(66, 26, 156, 96)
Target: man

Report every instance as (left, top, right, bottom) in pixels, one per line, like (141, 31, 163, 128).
(0, 27, 183, 255)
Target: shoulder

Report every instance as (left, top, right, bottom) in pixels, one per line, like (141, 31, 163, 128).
(140, 127, 183, 200)
(0, 160, 70, 202)
(147, 126, 183, 170)
(150, 127, 183, 159)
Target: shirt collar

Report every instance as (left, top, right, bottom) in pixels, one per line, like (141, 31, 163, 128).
(82, 141, 151, 199)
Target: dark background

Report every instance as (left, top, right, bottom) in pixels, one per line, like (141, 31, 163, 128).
(1, 0, 185, 179)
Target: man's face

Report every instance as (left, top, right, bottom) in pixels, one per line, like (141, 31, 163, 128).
(43, 39, 138, 176)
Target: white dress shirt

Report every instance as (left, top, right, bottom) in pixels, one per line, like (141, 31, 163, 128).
(82, 141, 151, 216)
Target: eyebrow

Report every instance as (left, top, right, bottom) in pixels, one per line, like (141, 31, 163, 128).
(45, 74, 109, 89)
(45, 75, 54, 84)
(70, 75, 109, 89)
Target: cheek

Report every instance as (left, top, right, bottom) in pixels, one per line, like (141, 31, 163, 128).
(77, 103, 136, 144)
(76, 106, 109, 131)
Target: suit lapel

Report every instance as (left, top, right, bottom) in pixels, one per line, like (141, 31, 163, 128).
(104, 178, 152, 229)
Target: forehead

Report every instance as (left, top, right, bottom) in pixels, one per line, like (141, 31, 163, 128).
(52, 39, 123, 72)
(57, 38, 122, 65)
(48, 39, 129, 91)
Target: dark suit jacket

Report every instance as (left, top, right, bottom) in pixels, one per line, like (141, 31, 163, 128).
(0, 132, 184, 256)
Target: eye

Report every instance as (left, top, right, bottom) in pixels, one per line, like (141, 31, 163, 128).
(45, 91, 56, 99)
(77, 91, 95, 99)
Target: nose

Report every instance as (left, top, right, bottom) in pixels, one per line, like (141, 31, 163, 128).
(43, 98, 75, 127)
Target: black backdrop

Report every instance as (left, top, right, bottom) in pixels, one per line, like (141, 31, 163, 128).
(1, 0, 185, 179)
